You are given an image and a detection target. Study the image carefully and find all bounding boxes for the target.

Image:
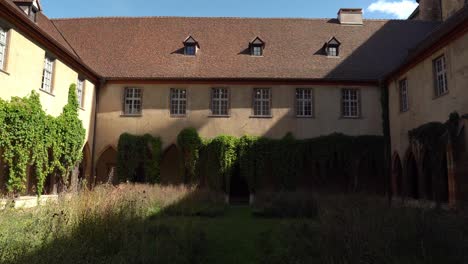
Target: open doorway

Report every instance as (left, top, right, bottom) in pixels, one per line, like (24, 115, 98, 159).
(229, 165, 249, 204)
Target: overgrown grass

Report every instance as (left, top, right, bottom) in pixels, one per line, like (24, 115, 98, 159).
(259, 194, 468, 264)
(0, 186, 466, 264)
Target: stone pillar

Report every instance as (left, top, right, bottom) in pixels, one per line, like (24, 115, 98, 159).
(447, 144, 457, 207)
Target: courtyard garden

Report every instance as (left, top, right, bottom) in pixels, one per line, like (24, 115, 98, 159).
(1, 184, 467, 264)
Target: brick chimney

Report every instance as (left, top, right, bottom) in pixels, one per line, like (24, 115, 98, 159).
(338, 8, 363, 25)
(416, 0, 442, 21)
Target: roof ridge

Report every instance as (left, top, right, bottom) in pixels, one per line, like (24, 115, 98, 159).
(50, 15, 396, 22)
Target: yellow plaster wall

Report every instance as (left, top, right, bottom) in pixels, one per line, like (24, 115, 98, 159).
(95, 83, 383, 158)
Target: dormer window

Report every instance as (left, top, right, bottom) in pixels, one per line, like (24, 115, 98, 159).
(183, 36, 199, 56)
(14, 0, 42, 22)
(250, 37, 265, 57)
(324, 37, 341, 57)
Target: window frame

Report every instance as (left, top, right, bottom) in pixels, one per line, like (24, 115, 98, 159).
(170, 88, 188, 117)
(184, 44, 196, 56)
(433, 55, 448, 97)
(399, 78, 409, 113)
(210, 87, 230, 117)
(341, 88, 361, 118)
(77, 78, 85, 109)
(40, 55, 55, 94)
(295, 88, 314, 118)
(327, 45, 339, 57)
(122, 87, 142, 116)
(252, 88, 272, 117)
(251, 45, 263, 56)
(0, 26, 8, 71)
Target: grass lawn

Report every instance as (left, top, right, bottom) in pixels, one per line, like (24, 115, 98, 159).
(0, 184, 466, 264)
(158, 206, 306, 264)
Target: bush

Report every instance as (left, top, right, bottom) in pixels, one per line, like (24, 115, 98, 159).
(117, 133, 162, 183)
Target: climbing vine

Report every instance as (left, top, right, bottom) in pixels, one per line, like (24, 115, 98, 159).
(177, 128, 202, 183)
(116, 133, 162, 183)
(0, 84, 85, 195)
(183, 127, 385, 194)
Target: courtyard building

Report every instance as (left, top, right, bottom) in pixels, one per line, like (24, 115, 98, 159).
(0, 0, 467, 205)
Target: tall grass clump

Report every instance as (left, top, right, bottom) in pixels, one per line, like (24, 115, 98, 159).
(0, 184, 209, 264)
(259, 194, 468, 264)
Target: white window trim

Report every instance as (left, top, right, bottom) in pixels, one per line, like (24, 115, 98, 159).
(41, 56, 54, 93)
(123, 87, 142, 116)
(253, 88, 271, 117)
(399, 79, 409, 112)
(342, 89, 360, 118)
(434, 56, 448, 97)
(170, 88, 187, 116)
(296, 88, 313, 117)
(0, 27, 7, 71)
(211, 88, 229, 116)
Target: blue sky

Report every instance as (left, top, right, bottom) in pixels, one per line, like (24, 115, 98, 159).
(41, 0, 419, 20)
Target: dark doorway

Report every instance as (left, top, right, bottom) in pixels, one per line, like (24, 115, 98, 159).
(406, 152, 419, 199)
(229, 165, 249, 204)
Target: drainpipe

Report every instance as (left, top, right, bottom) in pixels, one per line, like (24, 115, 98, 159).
(90, 78, 105, 188)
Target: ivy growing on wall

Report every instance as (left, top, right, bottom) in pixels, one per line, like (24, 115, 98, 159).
(179, 128, 386, 195)
(116, 133, 162, 183)
(0, 85, 85, 195)
(177, 128, 202, 183)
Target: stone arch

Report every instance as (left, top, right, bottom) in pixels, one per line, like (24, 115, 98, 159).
(160, 144, 184, 185)
(405, 150, 419, 199)
(392, 152, 403, 197)
(96, 146, 118, 185)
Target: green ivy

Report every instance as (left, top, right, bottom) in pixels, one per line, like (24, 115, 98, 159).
(177, 128, 202, 183)
(191, 129, 386, 194)
(0, 85, 85, 195)
(116, 133, 162, 183)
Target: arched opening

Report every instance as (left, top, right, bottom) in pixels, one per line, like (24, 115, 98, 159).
(392, 153, 403, 197)
(160, 144, 184, 185)
(96, 146, 118, 185)
(422, 153, 433, 200)
(229, 164, 249, 204)
(406, 151, 419, 199)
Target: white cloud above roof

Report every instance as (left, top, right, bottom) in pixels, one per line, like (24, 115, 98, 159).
(367, 0, 419, 19)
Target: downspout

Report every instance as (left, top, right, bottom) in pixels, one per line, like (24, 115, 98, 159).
(90, 78, 105, 188)
(379, 79, 392, 205)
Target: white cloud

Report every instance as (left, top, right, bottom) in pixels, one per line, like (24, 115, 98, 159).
(367, 0, 418, 19)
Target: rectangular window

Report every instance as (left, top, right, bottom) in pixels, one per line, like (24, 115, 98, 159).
(170, 88, 187, 116)
(0, 27, 7, 71)
(399, 79, 409, 112)
(123, 87, 142, 115)
(211, 88, 229, 116)
(77, 78, 85, 108)
(433, 55, 448, 96)
(296, 88, 313, 117)
(251, 46, 263, 56)
(185, 45, 196, 56)
(41, 56, 55, 93)
(253, 88, 271, 116)
(328, 46, 338, 57)
(342, 89, 360, 118)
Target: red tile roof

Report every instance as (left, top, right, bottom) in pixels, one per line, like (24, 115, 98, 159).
(50, 17, 438, 81)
